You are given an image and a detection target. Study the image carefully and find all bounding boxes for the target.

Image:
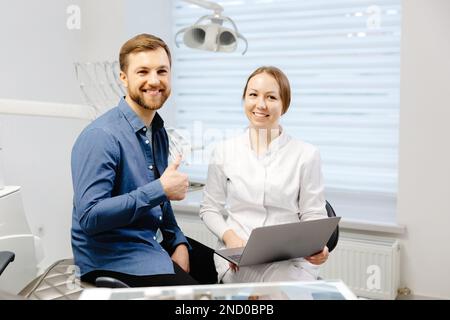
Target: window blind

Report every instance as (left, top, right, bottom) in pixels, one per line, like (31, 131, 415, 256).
(171, 0, 401, 222)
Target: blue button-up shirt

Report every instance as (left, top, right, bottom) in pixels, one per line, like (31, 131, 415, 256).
(71, 98, 188, 276)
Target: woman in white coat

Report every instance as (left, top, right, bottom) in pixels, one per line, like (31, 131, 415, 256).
(199, 66, 329, 284)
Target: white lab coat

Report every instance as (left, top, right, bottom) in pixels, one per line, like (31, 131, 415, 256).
(199, 127, 327, 283)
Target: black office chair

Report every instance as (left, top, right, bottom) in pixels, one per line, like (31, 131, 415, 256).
(325, 200, 339, 252)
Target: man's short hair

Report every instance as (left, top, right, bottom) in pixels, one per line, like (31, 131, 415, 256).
(119, 33, 172, 72)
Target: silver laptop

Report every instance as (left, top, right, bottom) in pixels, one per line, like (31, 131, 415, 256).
(215, 217, 341, 267)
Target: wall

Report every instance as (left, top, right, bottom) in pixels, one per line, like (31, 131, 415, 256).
(398, 0, 450, 299)
(0, 0, 83, 103)
(79, 0, 126, 62)
(125, 0, 172, 44)
(0, 0, 127, 104)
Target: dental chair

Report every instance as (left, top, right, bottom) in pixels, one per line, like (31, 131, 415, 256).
(325, 200, 339, 252)
(0, 251, 96, 300)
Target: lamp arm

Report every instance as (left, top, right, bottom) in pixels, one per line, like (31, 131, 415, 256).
(194, 14, 217, 25)
(183, 0, 223, 15)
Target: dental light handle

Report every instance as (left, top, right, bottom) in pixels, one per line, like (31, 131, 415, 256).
(237, 33, 248, 55)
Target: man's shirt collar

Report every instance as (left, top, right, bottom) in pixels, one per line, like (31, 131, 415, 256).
(118, 97, 164, 133)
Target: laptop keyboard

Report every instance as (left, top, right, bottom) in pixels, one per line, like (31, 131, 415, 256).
(229, 254, 242, 262)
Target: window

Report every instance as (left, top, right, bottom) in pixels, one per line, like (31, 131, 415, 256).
(172, 0, 401, 223)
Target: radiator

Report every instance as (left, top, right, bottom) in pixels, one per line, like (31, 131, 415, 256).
(320, 233, 400, 300)
(177, 215, 400, 300)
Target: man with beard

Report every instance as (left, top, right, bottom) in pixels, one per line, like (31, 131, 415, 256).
(71, 34, 216, 287)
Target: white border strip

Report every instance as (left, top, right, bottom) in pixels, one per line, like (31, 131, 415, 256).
(0, 99, 96, 121)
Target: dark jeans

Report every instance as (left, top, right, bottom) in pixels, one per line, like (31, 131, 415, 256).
(81, 237, 218, 287)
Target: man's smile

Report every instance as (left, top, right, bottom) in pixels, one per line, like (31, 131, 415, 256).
(142, 88, 163, 96)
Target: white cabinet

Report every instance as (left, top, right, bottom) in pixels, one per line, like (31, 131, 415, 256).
(0, 186, 41, 294)
(0, 147, 4, 190)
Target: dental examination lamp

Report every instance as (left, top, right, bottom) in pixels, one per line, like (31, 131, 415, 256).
(175, 0, 248, 54)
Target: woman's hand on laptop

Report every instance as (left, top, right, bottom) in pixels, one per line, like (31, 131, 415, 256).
(305, 246, 329, 265)
(229, 262, 239, 272)
(222, 229, 246, 273)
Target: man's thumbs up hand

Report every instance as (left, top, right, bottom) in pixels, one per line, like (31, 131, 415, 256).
(167, 155, 182, 171)
(160, 155, 188, 200)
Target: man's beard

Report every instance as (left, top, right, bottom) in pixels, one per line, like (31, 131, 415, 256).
(129, 87, 170, 111)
